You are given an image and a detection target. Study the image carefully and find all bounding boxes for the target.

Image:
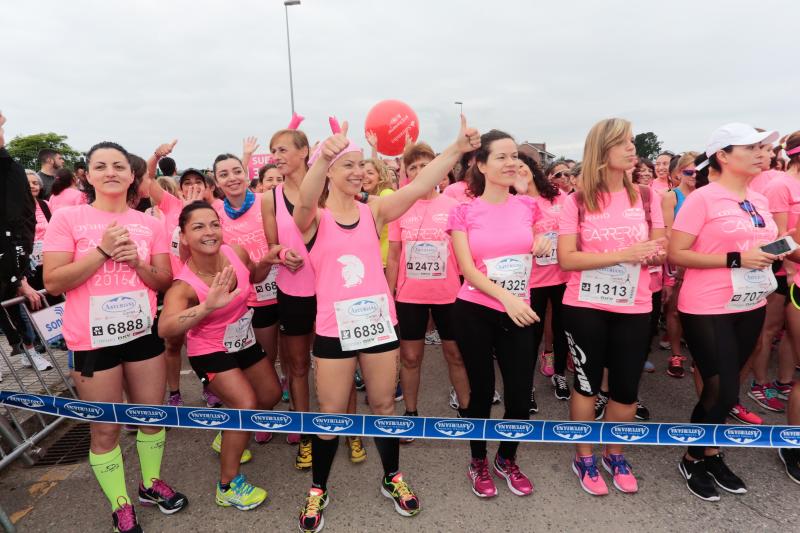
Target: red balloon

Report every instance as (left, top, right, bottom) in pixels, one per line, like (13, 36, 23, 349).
(364, 100, 420, 156)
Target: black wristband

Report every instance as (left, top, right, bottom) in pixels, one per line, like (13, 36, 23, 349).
(96, 246, 112, 259)
(726, 251, 741, 268)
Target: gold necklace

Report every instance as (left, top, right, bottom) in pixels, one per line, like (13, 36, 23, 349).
(189, 256, 222, 278)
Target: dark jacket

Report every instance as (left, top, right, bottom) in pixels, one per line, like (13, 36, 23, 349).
(0, 147, 35, 295)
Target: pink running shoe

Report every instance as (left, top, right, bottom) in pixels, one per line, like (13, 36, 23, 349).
(255, 432, 273, 444)
(539, 351, 555, 377)
(747, 383, 785, 412)
(286, 433, 301, 445)
(728, 403, 763, 425)
(202, 387, 223, 408)
(468, 458, 498, 498)
(493, 454, 533, 496)
(572, 455, 608, 496)
(602, 453, 638, 493)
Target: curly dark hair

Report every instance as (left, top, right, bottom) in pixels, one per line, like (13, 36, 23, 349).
(519, 152, 557, 201)
(82, 142, 142, 206)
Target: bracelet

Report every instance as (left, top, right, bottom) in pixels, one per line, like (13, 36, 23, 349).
(726, 251, 741, 268)
(278, 248, 289, 263)
(96, 246, 112, 259)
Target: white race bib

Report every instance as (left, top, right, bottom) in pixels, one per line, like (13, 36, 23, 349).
(170, 227, 181, 257)
(254, 265, 279, 301)
(726, 268, 777, 311)
(89, 290, 152, 348)
(535, 231, 558, 266)
(334, 294, 397, 351)
(222, 308, 256, 353)
(578, 263, 640, 307)
(30, 240, 44, 268)
(404, 241, 447, 279)
(485, 254, 532, 298)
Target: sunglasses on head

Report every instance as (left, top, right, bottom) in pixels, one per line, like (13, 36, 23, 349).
(738, 199, 765, 228)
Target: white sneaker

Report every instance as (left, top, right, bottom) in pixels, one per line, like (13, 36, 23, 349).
(21, 349, 53, 371)
(448, 387, 459, 410)
(424, 330, 442, 345)
(658, 340, 671, 350)
(492, 389, 502, 405)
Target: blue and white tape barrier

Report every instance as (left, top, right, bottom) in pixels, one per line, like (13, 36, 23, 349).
(2, 391, 799, 448)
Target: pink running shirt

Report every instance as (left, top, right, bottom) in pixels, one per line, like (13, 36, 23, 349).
(443, 181, 471, 204)
(529, 191, 569, 288)
(651, 178, 670, 198)
(388, 194, 461, 304)
(274, 184, 315, 297)
(48, 188, 85, 212)
(42, 205, 168, 351)
(673, 182, 778, 315)
(749, 169, 783, 196)
(447, 194, 539, 312)
(158, 190, 185, 276)
(763, 171, 800, 278)
(559, 188, 665, 314)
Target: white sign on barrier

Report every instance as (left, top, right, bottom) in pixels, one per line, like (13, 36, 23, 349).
(31, 303, 65, 342)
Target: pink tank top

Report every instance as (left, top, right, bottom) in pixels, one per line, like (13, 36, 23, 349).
(274, 184, 315, 297)
(175, 245, 253, 356)
(308, 202, 397, 338)
(214, 193, 277, 308)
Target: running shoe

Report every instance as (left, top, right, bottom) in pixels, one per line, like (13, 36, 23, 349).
(492, 389, 502, 405)
(203, 387, 223, 408)
(281, 376, 291, 402)
(642, 360, 655, 373)
(448, 387, 460, 410)
(380, 473, 420, 517)
(394, 383, 404, 402)
(658, 338, 671, 350)
(167, 392, 184, 407)
(215, 474, 267, 510)
(635, 399, 651, 421)
(704, 453, 747, 494)
(529, 386, 538, 414)
(20, 348, 53, 371)
(551, 374, 570, 401)
(679, 457, 720, 502)
(299, 487, 329, 533)
(468, 458, 497, 498)
(493, 454, 533, 496)
(255, 432, 273, 444)
(572, 455, 608, 496)
(567, 355, 575, 373)
(666, 355, 686, 378)
(424, 330, 441, 345)
(601, 453, 637, 493)
(287, 433, 302, 445)
(747, 382, 785, 412)
(211, 432, 252, 464)
(772, 380, 794, 401)
(728, 403, 763, 425)
(138, 479, 188, 514)
(296, 437, 313, 470)
(354, 369, 365, 391)
(539, 351, 555, 377)
(347, 436, 367, 463)
(112, 498, 142, 533)
(594, 392, 609, 420)
(778, 448, 800, 485)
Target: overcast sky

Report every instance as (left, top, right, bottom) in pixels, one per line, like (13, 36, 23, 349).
(4, 0, 798, 167)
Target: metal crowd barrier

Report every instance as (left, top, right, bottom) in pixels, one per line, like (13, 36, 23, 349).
(0, 291, 74, 533)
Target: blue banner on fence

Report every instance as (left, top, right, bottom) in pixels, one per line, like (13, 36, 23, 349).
(2, 391, 799, 448)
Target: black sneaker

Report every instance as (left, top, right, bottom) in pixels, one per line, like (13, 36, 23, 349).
(704, 453, 746, 494)
(594, 391, 609, 420)
(635, 399, 650, 421)
(551, 374, 570, 401)
(354, 369, 365, 391)
(529, 386, 538, 414)
(678, 457, 720, 502)
(138, 479, 188, 514)
(778, 448, 800, 485)
(400, 412, 417, 444)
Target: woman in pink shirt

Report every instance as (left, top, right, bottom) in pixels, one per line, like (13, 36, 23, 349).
(669, 123, 781, 502)
(558, 118, 666, 497)
(386, 141, 468, 426)
(449, 130, 550, 500)
(652, 151, 674, 197)
(43, 142, 187, 532)
(159, 201, 281, 511)
(48, 168, 86, 212)
(292, 118, 479, 532)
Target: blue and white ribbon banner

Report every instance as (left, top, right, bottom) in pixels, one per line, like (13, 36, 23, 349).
(2, 391, 800, 448)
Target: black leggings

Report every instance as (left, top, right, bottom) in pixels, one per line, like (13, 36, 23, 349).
(679, 307, 765, 459)
(454, 298, 535, 460)
(648, 290, 662, 349)
(530, 284, 567, 374)
(562, 305, 650, 405)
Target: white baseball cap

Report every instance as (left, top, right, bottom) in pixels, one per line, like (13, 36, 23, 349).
(695, 123, 779, 170)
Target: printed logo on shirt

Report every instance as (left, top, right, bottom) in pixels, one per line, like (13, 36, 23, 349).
(722, 426, 762, 445)
(622, 207, 644, 220)
(609, 424, 649, 442)
(494, 421, 535, 439)
(552, 423, 591, 440)
(5, 394, 46, 409)
(403, 215, 423, 227)
(374, 417, 415, 435)
(124, 223, 154, 237)
(187, 409, 231, 427)
(432, 213, 449, 224)
(338, 255, 365, 288)
(585, 212, 611, 221)
(251, 412, 293, 430)
(312, 415, 354, 432)
(64, 401, 104, 420)
(433, 420, 474, 437)
(665, 425, 706, 443)
(125, 407, 168, 424)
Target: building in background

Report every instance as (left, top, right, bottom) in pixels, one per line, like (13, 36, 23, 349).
(519, 142, 557, 168)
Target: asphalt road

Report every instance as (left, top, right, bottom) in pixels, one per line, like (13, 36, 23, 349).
(2, 343, 799, 532)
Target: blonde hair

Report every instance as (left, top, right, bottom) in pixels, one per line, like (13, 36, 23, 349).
(157, 176, 179, 197)
(364, 158, 393, 194)
(670, 152, 700, 178)
(580, 118, 638, 212)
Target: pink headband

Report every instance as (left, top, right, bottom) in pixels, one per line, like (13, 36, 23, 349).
(307, 116, 363, 168)
(787, 145, 800, 156)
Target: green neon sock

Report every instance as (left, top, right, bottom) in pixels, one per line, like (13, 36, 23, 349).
(89, 445, 128, 510)
(136, 428, 166, 489)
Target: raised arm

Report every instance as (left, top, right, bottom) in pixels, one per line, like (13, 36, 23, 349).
(242, 136, 260, 176)
(145, 140, 178, 206)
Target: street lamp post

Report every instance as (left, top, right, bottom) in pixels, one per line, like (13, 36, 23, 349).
(454, 101, 463, 115)
(284, 0, 301, 115)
